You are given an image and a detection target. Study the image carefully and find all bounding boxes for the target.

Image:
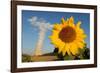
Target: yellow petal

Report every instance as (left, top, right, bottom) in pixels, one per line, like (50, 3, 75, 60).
(76, 21, 82, 28)
(62, 44, 71, 56)
(49, 35, 58, 40)
(69, 16, 74, 24)
(51, 30, 59, 37)
(61, 18, 68, 27)
(76, 28, 84, 34)
(77, 34, 87, 39)
(51, 38, 63, 47)
(76, 37, 85, 44)
(82, 34, 87, 39)
(68, 16, 75, 27)
(58, 42, 65, 53)
(76, 42, 85, 49)
(66, 18, 69, 23)
(83, 34, 87, 38)
(61, 18, 66, 24)
(70, 44, 79, 56)
(53, 24, 62, 31)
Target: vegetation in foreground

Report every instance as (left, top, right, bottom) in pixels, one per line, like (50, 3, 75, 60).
(22, 47, 89, 62)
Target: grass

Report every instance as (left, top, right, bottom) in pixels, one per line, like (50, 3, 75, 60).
(22, 48, 90, 62)
(22, 53, 58, 62)
(22, 54, 32, 62)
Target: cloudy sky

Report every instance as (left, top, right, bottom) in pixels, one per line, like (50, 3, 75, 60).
(22, 10, 90, 55)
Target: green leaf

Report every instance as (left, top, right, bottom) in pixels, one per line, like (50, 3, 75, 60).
(64, 55, 74, 60)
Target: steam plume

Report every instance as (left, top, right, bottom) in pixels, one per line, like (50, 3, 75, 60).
(28, 16, 53, 56)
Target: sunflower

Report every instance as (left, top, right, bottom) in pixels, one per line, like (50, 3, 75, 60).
(49, 16, 87, 56)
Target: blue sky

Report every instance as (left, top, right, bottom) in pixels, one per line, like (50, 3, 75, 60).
(22, 10, 90, 55)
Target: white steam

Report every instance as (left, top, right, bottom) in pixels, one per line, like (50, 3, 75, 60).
(28, 16, 53, 56)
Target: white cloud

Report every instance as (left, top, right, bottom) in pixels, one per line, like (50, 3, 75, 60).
(28, 16, 53, 30)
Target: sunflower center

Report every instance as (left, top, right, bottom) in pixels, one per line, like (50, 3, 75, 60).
(59, 26, 76, 43)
